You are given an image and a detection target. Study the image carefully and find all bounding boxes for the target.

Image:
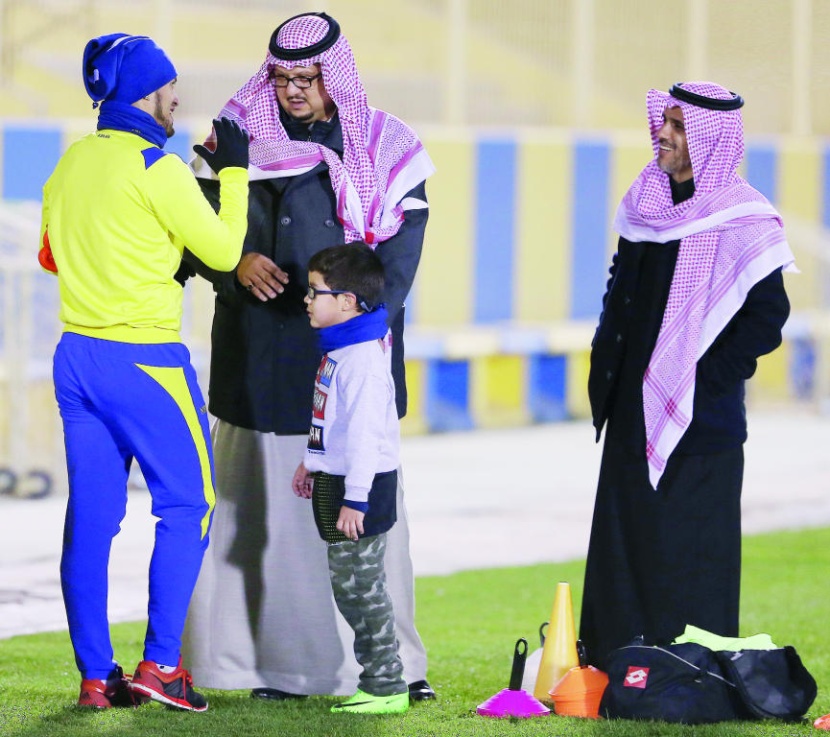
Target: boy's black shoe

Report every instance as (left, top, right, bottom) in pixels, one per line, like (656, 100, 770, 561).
(408, 679, 436, 701)
(250, 688, 307, 701)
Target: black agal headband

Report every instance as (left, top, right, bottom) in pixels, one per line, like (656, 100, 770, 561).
(269, 12, 341, 60)
(669, 83, 744, 111)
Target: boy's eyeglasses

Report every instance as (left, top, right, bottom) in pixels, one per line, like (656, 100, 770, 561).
(307, 286, 348, 300)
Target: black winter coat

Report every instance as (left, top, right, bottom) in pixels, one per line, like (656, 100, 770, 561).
(185, 115, 428, 433)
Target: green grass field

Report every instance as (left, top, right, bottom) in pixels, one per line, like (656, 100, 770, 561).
(1, 527, 828, 737)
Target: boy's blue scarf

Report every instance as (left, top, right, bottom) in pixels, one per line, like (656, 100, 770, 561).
(318, 306, 389, 353)
(97, 101, 168, 148)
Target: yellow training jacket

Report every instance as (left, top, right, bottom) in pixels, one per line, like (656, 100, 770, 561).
(40, 128, 247, 344)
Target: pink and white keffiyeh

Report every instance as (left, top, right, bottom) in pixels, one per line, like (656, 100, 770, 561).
(613, 82, 795, 489)
(192, 13, 435, 245)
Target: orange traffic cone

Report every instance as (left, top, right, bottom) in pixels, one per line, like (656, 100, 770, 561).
(549, 641, 609, 718)
(533, 581, 579, 703)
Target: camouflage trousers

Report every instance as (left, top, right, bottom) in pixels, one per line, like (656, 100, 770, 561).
(327, 533, 406, 696)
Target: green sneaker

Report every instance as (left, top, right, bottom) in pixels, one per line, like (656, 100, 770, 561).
(331, 689, 409, 714)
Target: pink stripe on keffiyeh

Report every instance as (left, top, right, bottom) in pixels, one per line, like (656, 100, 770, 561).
(223, 99, 248, 119)
(255, 151, 323, 172)
(366, 194, 381, 228)
(645, 442, 669, 478)
(388, 143, 422, 183)
(643, 383, 691, 426)
(367, 113, 384, 163)
(644, 365, 694, 432)
(704, 236, 769, 307)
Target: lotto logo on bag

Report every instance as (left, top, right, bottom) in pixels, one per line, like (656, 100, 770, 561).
(624, 666, 649, 689)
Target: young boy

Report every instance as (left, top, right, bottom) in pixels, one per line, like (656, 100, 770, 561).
(292, 243, 409, 714)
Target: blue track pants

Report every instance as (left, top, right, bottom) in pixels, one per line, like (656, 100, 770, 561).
(53, 333, 215, 679)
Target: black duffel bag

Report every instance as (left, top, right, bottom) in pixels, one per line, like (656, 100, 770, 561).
(716, 646, 817, 721)
(601, 640, 816, 724)
(600, 641, 742, 723)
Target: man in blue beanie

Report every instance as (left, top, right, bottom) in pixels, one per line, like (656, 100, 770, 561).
(40, 32, 250, 711)
(82, 33, 179, 128)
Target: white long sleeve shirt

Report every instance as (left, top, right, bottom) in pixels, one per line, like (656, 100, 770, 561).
(303, 332, 400, 504)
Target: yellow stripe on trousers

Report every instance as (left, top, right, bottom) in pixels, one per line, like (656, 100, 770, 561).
(135, 364, 215, 539)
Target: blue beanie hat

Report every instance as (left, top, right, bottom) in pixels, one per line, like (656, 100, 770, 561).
(83, 33, 177, 106)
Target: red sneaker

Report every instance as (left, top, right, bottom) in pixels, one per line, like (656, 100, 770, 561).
(77, 666, 143, 708)
(815, 713, 830, 730)
(128, 658, 208, 712)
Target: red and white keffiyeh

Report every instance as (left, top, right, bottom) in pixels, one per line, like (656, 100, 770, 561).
(192, 13, 435, 245)
(612, 82, 795, 489)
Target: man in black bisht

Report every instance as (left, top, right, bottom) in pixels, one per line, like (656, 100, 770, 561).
(579, 82, 793, 670)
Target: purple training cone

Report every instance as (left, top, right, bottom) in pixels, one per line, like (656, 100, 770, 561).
(477, 638, 551, 718)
